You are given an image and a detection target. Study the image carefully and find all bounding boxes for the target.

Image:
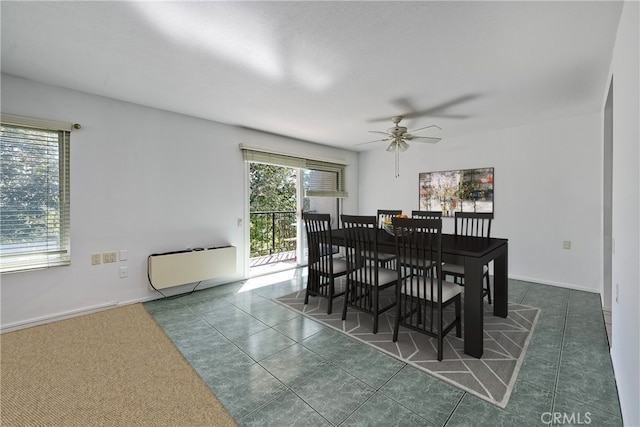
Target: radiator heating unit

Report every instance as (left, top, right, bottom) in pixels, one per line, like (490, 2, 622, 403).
(148, 246, 236, 290)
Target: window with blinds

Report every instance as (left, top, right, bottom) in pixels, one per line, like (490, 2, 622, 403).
(1, 116, 71, 273)
(241, 146, 348, 198)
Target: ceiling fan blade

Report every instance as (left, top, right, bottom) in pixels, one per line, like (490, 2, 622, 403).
(368, 94, 479, 122)
(369, 130, 392, 135)
(408, 124, 442, 133)
(426, 114, 471, 119)
(390, 98, 418, 128)
(411, 136, 442, 144)
(400, 94, 479, 119)
(354, 138, 390, 146)
(391, 97, 417, 113)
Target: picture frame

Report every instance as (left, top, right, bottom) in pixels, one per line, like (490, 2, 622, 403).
(419, 167, 494, 217)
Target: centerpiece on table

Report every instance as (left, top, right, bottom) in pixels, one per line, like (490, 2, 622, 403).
(381, 214, 409, 236)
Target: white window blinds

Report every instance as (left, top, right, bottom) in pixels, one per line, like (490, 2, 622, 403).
(241, 147, 348, 198)
(1, 115, 71, 273)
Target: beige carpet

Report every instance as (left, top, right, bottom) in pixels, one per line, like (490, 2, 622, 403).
(0, 303, 237, 427)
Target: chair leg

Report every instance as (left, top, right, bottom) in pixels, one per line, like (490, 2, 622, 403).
(305, 271, 317, 305)
(392, 299, 401, 342)
(438, 306, 446, 361)
(455, 296, 462, 338)
(372, 287, 379, 334)
(342, 283, 350, 321)
(484, 273, 492, 304)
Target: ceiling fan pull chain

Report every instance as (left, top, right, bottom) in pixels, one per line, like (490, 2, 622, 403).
(395, 148, 400, 178)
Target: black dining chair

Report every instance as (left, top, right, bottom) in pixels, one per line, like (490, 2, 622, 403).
(403, 210, 443, 274)
(303, 213, 347, 314)
(442, 212, 493, 303)
(392, 217, 462, 361)
(341, 214, 397, 334)
(374, 209, 403, 268)
(411, 210, 442, 219)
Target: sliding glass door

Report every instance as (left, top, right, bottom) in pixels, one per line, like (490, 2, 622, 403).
(248, 163, 298, 275)
(243, 147, 347, 277)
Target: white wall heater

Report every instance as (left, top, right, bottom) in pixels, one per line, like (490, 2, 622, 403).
(148, 246, 237, 290)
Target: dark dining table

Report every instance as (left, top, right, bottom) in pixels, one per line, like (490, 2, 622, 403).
(331, 228, 508, 358)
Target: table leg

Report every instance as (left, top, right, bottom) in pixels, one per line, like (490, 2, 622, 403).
(493, 244, 508, 318)
(463, 257, 484, 358)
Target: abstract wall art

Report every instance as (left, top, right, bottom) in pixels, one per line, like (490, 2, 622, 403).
(419, 167, 494, 217)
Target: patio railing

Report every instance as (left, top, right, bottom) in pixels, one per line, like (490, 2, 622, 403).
(250, 210, 297, 258)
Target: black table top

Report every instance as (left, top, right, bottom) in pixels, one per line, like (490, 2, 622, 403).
(331, 228, 508, 258)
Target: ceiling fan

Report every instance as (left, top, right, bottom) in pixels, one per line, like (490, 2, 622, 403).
(358, 116, 442, 177)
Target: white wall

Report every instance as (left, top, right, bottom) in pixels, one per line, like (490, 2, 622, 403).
(0, 74, 359, 330)
(359, 113, 603, 293)
(608, 2, 640, 425)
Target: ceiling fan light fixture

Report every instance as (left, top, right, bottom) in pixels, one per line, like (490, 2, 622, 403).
(362, 115, 443, 177)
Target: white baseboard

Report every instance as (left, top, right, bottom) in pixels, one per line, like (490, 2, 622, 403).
(507, 274, 600, 294)
(0, 279, 241, 334)
(1, 301, 120, 334)
(3, 273, 597, 334)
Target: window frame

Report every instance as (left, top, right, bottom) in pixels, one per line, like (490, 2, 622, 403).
(240, 145, 348, 198)
(1, 114, 72, 273)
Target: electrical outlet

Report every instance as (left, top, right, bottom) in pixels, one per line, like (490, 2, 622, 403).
(563, 240, 571, 250)
(91, 253, 102, 265)
(119, 266, 128, 278)
(103, 252, 117, 263)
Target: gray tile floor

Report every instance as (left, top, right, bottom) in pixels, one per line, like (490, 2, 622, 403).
(144, 270, 623, 427)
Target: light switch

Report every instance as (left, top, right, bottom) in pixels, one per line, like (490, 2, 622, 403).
(119, 250, 128, 261)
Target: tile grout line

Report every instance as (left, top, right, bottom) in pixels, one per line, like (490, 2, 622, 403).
(441, 392, 468, 427)
(234, 289, 329, 425)
(247, 307, 438, 426)
(553, 294, 624, 420)
(548, 290, 569, 418)
(190, 289, 318, 425)
(152, 276, 621, 426)
(504, 282, 556, 418)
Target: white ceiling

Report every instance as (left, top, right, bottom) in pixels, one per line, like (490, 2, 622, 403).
(1, 1, 623, 151)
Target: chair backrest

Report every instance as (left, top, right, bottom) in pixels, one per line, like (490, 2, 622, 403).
(392, 217, 445, 331)
(411, 210, 442, 219)
(393, 217, 457, 356)
(454, 212, 493, 238)
(392, 217, 443, 279)
(303, 213, 334, 274)
(377, 209, 402, 228)
(341, 214, 377, 271)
